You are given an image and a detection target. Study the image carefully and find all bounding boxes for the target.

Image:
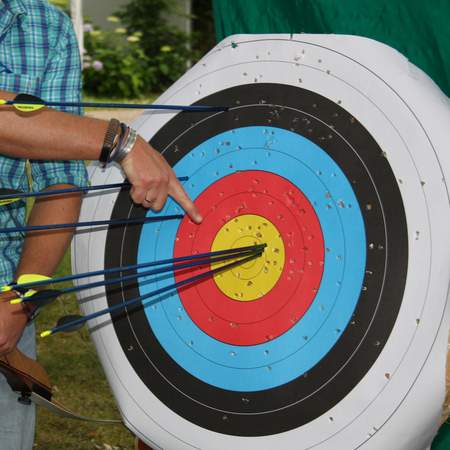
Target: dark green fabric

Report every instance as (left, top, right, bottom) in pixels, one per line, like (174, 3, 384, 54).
(212, 0, 450, 97)
(431, 421, 450, 450)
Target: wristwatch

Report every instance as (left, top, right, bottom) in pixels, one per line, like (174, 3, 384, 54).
(99, 118, 121, 166)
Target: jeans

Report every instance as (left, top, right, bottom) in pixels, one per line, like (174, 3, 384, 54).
(0, 324, 36, 450)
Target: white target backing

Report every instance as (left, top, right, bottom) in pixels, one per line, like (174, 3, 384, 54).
(72, 34, 450, 450)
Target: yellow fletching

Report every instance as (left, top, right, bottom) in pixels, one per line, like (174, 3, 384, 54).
(0, 99, 7, 105)
(14, 103, 45, 113)
(1, 285, 12, 292)
(9, 289, 35, 304)
(24, 289, 36, 298)
(17, 274, 51, 285)
(0, 198, 19, 206)
(40, 330, 52, 338)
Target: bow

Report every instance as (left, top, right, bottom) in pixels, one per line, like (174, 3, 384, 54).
(0, 347, 119, 423)
(0, 291, 119, 423)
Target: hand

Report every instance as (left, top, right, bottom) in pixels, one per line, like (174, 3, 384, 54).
(119, 136, 203, 224)
(0, 291, 28, 356)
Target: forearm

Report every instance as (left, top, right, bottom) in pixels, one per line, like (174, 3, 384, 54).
(14, 185, 82, 278)
(0, 91, 201, 221)
(0, 186, 81, 355)
(0, 89, 107, 161)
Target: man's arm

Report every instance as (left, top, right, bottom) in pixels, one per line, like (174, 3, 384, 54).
(0, 90, 202, 223)
(0, 187, 82, 355)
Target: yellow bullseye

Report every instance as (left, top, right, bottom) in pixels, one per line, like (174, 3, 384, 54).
(211, 214, 285, 302)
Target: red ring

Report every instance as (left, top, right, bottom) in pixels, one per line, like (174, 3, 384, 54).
(174, 171, 324, 345)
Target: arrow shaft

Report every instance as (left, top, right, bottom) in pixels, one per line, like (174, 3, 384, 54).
(24, 247, 262, 303)
(48, 251, 262, 335)
(5, 99, 228, 112)
(11, 243, 265, 291)
(0, 215, 182, 234)
(0, 177, 188, 202)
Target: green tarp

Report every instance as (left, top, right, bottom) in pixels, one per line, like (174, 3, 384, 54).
(212, 0, 450, 97)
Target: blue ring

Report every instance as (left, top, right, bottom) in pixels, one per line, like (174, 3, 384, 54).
(137, 126, 366, 391)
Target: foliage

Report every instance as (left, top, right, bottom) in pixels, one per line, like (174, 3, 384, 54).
(191, 0, 216, 60)
(83, 24, 154, 99)
(116, 0, 193, 92)
(50, 0, 215, 98)
(82, 0, 215, 98)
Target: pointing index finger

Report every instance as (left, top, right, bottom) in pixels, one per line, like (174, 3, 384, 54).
(169, 178, 202, 224)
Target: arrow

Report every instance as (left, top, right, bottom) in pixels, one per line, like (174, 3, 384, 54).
(0, 177, 188, 207)
(11, 244, 265, 307)
(2, 274, 51, 293)
(8, 289, 62, 307)
(41, 250, 263, 337)
(0, 93, 229, 113)
(3, 243, 266, 292)
(0, 214, 182, 234)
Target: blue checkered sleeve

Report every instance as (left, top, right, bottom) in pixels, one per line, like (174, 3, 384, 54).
(0, 1, 88, 284)
(29, 4, 88, 191)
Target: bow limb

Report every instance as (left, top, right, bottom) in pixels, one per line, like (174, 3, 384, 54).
(0, 348, 120, 423)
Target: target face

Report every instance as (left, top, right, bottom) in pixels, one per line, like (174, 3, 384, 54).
(73, 35, 450, 450)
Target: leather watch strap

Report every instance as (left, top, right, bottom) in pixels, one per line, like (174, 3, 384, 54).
(99, 118, 120, 166)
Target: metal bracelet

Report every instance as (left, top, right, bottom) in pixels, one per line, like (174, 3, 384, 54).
(108, 123, 129, 164)
(111, 128, 138, 163)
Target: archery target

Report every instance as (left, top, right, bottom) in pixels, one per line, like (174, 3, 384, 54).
(72, 34, 450, 450)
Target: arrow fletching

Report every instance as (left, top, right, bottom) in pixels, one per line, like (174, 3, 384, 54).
(41, 313, 88, 337)
(10, 289, 61, 306)
(9, 289, 37, 304)
(26, 289, 61, 307)
(18, 274, 52, 286)
(0, 188, 21, 206)
(9, 93, 46, 112)
(55, 314, 85, 334)
(2, 274, 51, 292)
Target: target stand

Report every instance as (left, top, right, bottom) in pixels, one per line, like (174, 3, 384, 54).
(72, 34, 450, 450)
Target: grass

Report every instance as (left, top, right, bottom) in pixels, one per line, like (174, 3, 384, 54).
(34, 248, 135, 449)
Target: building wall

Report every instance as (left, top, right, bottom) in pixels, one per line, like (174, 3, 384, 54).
(84, 0, 128, 29)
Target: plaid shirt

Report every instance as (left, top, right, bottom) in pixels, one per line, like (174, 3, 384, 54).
(0, 0, 88, 285)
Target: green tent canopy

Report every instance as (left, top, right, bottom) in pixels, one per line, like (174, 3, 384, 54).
(213, 0, 450, 97)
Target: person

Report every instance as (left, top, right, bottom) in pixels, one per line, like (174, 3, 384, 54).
(0, 2, 200, 450)
(0, 88, 201, 219)
(0, 1, 88, 448)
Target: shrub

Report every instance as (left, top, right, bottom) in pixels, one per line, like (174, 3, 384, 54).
(116, 0, 193, 92)
(83, 24, 155, 98)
